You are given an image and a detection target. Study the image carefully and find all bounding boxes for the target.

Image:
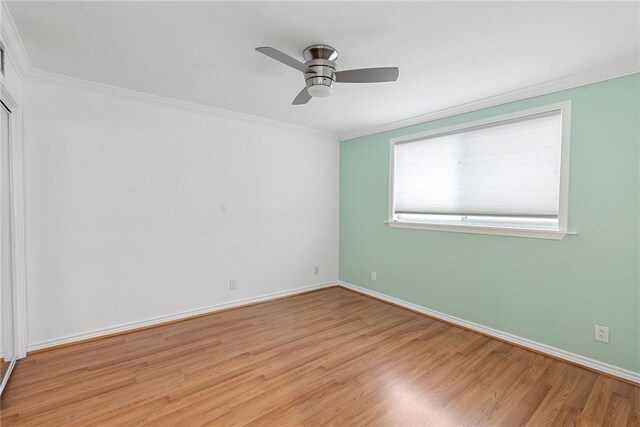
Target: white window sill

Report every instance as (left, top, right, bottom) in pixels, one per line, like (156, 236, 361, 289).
(385, 221, 577, 240)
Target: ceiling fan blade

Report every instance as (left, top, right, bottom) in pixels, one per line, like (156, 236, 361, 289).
(292, 87, 311, 105)
(256, 47, 315, 74)
(335, 67, 399, 83)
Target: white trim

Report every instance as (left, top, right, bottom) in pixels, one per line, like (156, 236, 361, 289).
(0, 79, 18, 111)
(0, 358, 15, 395)
(338, 281, 640, 384)
(557, 101, 572, 233)
(21, 279, 640, 383)
(27, 281, 337, 352)
(2, 2, 638, 142)
(0, 1, 32, 79)
(388, 102, 572, 240)
(25, 70, 335, 138)
(0, 15, 27, 360)
(7, 103, 26, 359)
(0, 2, 334, 139)
(385, 221, 577, 240)
(339, 64, 639, 141)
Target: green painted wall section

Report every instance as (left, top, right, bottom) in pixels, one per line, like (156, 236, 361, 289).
(339, 74, 640, 373)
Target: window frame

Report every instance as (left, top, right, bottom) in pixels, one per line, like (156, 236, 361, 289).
(387, 101, 572, 240)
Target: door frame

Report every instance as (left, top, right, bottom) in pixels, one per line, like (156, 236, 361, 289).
(0, 81, 27, 360)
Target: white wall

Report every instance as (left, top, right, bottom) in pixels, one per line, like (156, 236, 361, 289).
(23, 81, 339, 349)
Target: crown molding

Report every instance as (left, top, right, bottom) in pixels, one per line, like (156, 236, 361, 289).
(1, 1, 32, 78)
(31, 64, 638, 142)
(2, 2, 638, 141)
(338, 64, 640, 141)
(26, 69, 336, 138)
(1, 2, 336, 139)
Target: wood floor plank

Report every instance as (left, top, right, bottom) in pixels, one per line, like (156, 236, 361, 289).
(1, 287, 637, 426)
(578, 376, 618, 426)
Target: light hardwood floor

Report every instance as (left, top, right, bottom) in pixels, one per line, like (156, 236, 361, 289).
(0, 358, 8, 381)
(1, 287, 638, 426)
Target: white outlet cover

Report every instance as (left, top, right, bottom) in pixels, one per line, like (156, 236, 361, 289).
(595, 325, 609, 343)
(371, 271, 377, 282)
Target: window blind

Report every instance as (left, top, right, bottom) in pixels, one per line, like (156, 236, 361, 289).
(393, 111, 562, 218)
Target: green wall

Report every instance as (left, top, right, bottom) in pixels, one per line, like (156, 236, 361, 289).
(339, 73, 640, 373)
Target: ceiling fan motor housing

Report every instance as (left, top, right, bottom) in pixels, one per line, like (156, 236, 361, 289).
(302, 45, 338, 97)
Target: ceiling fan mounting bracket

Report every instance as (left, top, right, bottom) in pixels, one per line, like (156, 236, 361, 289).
(302, 45, 338, 62)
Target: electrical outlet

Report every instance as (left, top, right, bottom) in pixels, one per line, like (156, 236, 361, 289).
(230, 279, 237, 290)
(314, 266, 319, 275)
(371, 271, 377, 282)
(595, 325, 609, 343)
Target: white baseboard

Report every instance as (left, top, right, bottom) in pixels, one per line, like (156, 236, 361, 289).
(26, 280, 639, 384)
(27, 281, 337, 353)
(338, 281, 640, 384)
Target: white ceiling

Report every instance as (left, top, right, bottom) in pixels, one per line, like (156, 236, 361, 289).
(7, 1, 640, 136)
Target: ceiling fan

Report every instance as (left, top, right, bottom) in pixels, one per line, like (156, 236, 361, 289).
(255, 44, 399, 105)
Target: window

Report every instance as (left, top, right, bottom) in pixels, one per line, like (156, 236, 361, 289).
(388, 102, 571, 239)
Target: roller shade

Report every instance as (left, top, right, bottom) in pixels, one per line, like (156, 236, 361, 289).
(393, 111, 562, 218)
